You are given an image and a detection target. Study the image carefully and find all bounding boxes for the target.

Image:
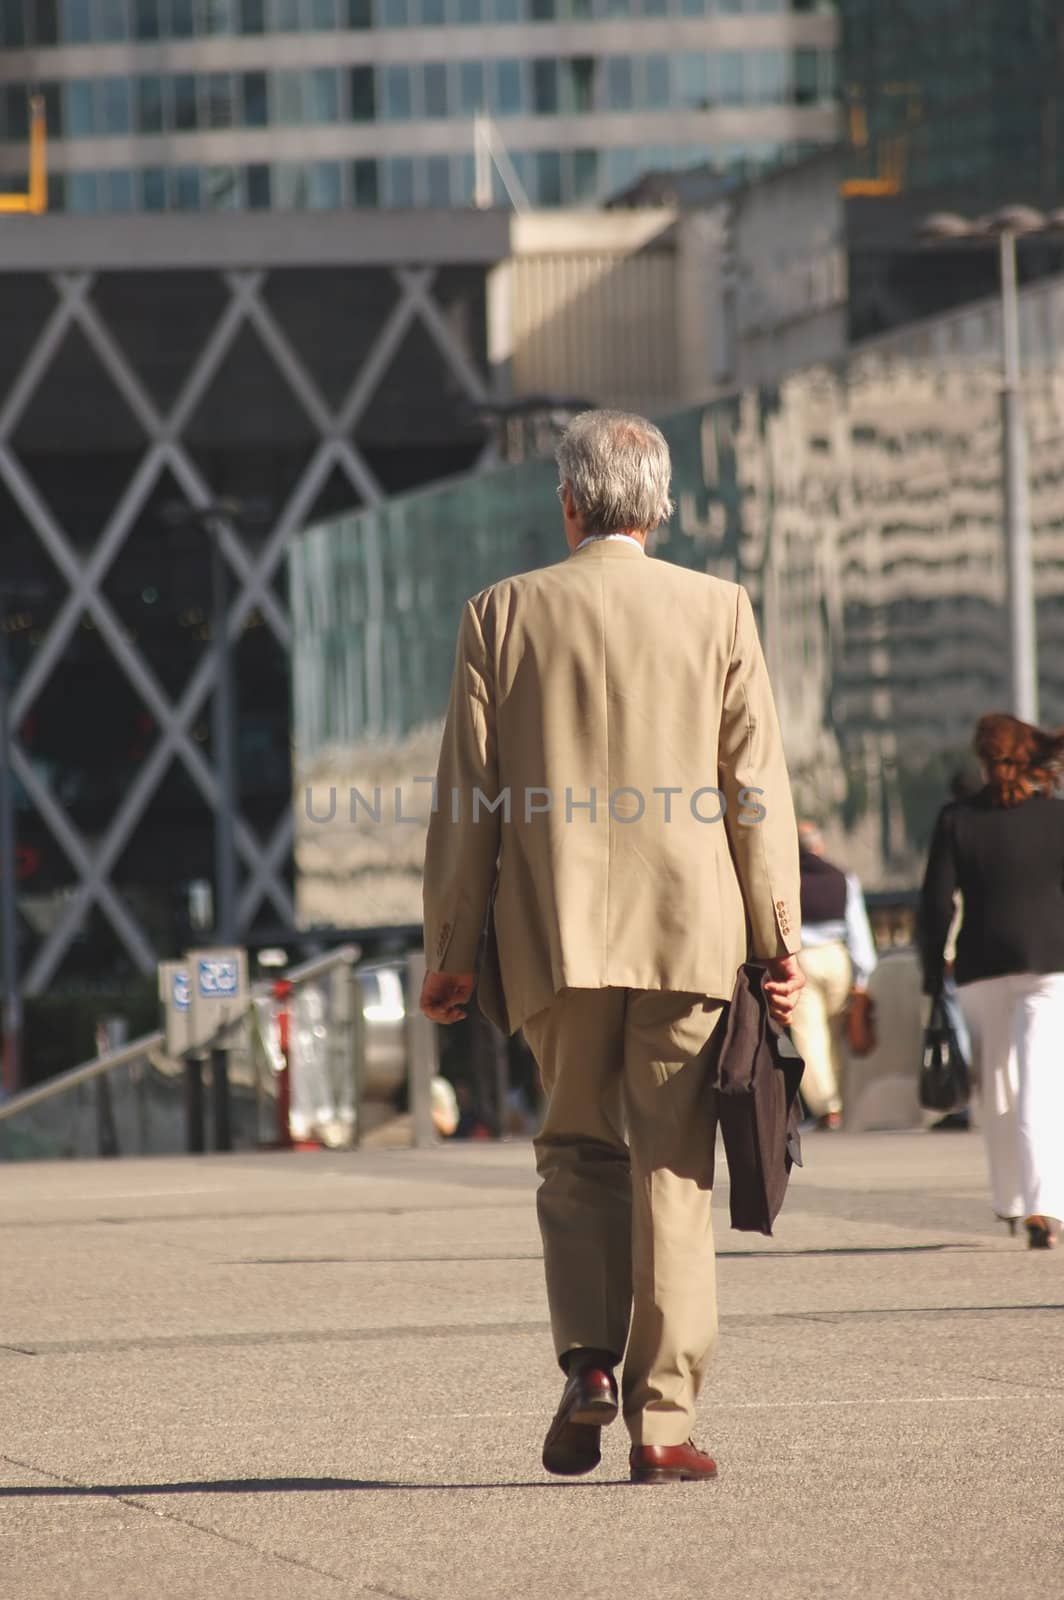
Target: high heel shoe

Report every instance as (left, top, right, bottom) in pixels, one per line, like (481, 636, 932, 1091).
(996, 1213, 1020, 1237)
(1024, 1215, 1058, 1250)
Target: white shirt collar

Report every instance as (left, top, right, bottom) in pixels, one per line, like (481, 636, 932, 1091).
(575, 533, 645, 553)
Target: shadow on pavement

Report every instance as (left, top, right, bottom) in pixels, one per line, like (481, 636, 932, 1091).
(0, 1476, 633, 1497)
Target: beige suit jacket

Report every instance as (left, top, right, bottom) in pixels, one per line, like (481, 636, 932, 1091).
(422, 538, 801, 1034)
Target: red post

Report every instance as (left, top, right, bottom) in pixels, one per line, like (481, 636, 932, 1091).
(274, 978, 293, 1149)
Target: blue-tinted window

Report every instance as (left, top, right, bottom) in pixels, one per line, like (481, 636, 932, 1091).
(171, 0, 196, 34)
(246, 163, 271, 207)
(422, 0, 445, 19)
(794, 48, 817, 104)
(572, 147, 598, 199)
(456, 0, 481, 17)
(387, 157, 415, 207)
(382, 66, 412, 120)
(643, 55, 670, 109)
(200, 0, 236, 32)
(62, 0, 93, 41)
(562, 57, 595, 112)
(275, 164, 307, 208)
(275, 71, 303, 125)
(532, 59, 557, 114)
(718, 52, 744, 106)
(204, 74, 236, 127)
(308, 68, 340, 122)
(352, 159, 378, 205)
(98, 0, 130, 39)
(604, 57, 633, 111)
(309, 0, 337, 21)
(458, 62, 484, 114)
(642, 0, 667, 13)
(677, 56, 709, 109)
(172, 167, 201, 210)
(347, 0, 372, 19)
(174, 75, 199, 130)
(494, 0, 520, 17)
(350, 66, 376, 120)
(65, 80, 96, 137)
(752, 49, 786, 104)
(605, 147, 637, 193)
(493, 60, 524, 116)
(274, 0, 302, 26)
(136, 76, 164, 132)
(603, 0, 630, 13)
(205, 165, 241, 208)
(679, 0, 704, 13)
(380, 0, 409, 21)
(133, 0, 161, 35)
(820, 49, 837, 99)
(100, 78, 132, 136)
(453, 153, 475, 204)
(104, 170, 135, 211)
(531, 0, 555, 15)
(536, 151, 562, 205)
(142, 167, 167, 210)
(424, 64, 448, 118)
(1, 88, 28, 141)
(426, 155, 450, 204)
(68, 172, 99, 214)
(242, 72, 269, 126)
(308, 161, 342, 208)
(239, 0, 266, 27)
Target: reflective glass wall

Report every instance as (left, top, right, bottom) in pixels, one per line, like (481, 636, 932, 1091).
(291, 354, 1064, 928)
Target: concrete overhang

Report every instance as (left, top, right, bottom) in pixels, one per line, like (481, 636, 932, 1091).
(0, 207, 515, 272)
(0, 206, 683, 274)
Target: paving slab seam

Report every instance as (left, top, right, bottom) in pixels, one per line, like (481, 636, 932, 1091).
(0, 1452, 356, 1592)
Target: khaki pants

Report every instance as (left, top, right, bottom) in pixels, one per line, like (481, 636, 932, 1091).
(523, 987, 724, 1447)
(788, 941, 852, 1117)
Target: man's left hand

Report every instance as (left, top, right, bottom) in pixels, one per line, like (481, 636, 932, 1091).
(420, 970, 475, 1024)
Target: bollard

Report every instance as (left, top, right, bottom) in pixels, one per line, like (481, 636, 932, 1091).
(211, 1045, 232, 1152)
(273, 978, 293, 1149)
(185, 1055, 206, 1154)
(405, 949, 438, 1149)
(349, 966, 367, 1150)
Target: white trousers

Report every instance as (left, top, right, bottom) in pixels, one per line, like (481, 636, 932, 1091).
(789, 942, 852, 1116)
(959, 972, 1064, 1222)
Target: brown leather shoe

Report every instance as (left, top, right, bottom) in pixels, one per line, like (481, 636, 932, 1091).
(630, 1441, 719, 1484)
(541, 1367, 618, 1476)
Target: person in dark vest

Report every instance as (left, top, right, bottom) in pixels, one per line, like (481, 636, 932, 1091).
(788, 821, 878, 1129)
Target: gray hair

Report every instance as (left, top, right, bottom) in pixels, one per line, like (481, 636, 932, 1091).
(555, 410, 674, 537)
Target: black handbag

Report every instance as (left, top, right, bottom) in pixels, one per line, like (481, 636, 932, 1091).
(919, 993, 970, 1112)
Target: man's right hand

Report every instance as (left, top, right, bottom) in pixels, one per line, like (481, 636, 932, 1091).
(762, 954, 805, 1028)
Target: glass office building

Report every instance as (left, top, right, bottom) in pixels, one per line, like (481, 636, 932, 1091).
(841, 0, 1064, 207)
(0, 0, 838, 212)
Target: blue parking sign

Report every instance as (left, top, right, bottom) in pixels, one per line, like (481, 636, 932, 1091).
(173, 971, 190, 1011)
(198, 957, 238, 999)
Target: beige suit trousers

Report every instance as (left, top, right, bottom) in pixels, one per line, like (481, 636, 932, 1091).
(523, 986, 724, 1448)
(788, 941, 853, 1116)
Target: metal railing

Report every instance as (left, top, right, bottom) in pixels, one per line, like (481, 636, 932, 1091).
(0, 945, 364, 1161)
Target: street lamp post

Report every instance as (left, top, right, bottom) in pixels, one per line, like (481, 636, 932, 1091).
(161, 501, 255, 947)
(917, 205, 1062, 723)
(997, 227, 1038, 722)
(207, 517, 238, 947)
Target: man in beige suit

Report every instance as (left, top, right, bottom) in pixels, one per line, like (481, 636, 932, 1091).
(420, 411, 803, 1484)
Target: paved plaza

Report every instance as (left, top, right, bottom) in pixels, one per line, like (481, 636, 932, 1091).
(1, 1132, 1061, 1600)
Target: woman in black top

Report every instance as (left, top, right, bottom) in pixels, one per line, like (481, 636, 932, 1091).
(920, 713, 1064, 1249)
